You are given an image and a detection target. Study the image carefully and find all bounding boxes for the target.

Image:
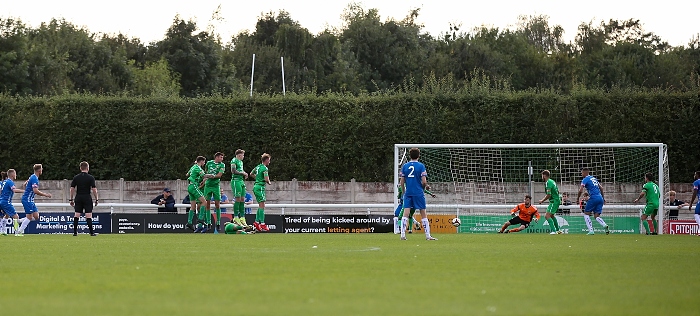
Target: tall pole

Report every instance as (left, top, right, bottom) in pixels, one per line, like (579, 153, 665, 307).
(658, 144, 665, 234)
(528, 161, 534, 200)
(250, 54, 255, 97)
(281, 56, 286, 96)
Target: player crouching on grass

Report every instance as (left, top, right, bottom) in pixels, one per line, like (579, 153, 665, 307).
(224, 221, 255, 234)
(499, 195, 540, 233)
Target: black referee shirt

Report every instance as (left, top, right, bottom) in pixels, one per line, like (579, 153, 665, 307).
(71, 172, 96, 195)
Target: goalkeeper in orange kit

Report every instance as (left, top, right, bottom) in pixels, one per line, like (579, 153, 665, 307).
(499, 195, 541, 233)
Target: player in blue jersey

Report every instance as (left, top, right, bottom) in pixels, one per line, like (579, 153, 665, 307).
(0, 171, 5, 217)
(399, 148, 437, 241)
(576, 167, 609, 235)
(0, 171, 6, 233)
(688, 171, 700, 236)
(0, 169, 27, 236)
(17, 164, 52, 236)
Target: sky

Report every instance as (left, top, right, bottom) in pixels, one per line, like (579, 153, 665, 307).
(3, 0, 699, 47)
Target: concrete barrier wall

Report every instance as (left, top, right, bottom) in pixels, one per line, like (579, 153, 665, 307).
(21, 179, 696, 212)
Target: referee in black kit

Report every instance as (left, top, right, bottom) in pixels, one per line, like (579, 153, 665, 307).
(69, 161, 99, 236)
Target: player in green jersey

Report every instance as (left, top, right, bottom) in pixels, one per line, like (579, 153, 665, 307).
(250, 153, 272, 232)
(539, 170, 563, 234)
(393, 185, 436, 234)
(204, 152, 226, 233)
(634, 172, 660, 235)
(186, 156, 214, 232)
(230, 149, 249, 228)
(224, 221, 255, 234)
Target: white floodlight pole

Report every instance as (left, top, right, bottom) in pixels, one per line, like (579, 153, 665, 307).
(281, 56, 286, 96)
(250, 53, 255, 97)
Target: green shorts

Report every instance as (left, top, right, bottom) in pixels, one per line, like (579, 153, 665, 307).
(547, 201, 561, 214)
(643, 204, 658, 216)
(232, 180, 246, 198)
(204, 186, 221, 201)
(188, 183, 204, 201)
(253, 184, 266, 203)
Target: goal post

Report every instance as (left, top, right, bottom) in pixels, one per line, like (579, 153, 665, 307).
(394, 143, 669, 234)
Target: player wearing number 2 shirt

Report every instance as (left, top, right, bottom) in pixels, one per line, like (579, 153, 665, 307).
(399, 148, 436, 241)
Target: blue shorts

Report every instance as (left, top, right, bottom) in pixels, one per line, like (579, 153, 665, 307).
(403, 195, 426, 211)
(695, 201, 700, 215)
(584, 196, 604, 214)
(0, 203, 16, 217)
(22, 201, 38, 214)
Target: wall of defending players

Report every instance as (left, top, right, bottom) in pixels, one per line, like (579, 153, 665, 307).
(5, 212, 696, 234)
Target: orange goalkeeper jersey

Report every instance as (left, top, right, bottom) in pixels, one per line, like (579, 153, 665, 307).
(511, 203, 541, 222)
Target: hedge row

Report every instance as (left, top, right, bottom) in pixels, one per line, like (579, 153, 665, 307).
(0, 90, 698, 182)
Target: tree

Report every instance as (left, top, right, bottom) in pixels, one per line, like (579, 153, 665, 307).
(128, 58, 181, 97)
(0, 18, 31, 95)
(339, 4, 427, 91)
(150, 16, 221, 96)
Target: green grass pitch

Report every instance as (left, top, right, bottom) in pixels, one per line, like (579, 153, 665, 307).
(2, 233, 699, 315)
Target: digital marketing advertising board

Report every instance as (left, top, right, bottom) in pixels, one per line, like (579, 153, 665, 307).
(0, 213, 112, 235)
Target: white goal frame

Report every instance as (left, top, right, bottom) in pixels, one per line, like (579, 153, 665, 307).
(394, 143, 668, 234)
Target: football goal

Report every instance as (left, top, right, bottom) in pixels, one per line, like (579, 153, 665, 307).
(394, 143, 669, 234)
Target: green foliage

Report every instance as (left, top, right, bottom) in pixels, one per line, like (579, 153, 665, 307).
(149, 17, 222, 97)
(128, 58, 181, 97)
(0, 91, 697, 182)
(3, 8, 700, 96)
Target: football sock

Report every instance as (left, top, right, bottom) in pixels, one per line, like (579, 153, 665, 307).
(19, 217, 30, 231)
(73, 217, 79, 234)
(0, 218, 6, 233)
(642, 220, 651, 234)
(596, 216, 607, 228)
(234, 202, 242, 219)
(187, 210, 195, 224)
(240, 203, 247, 222)
(552, 216, 560, 231)
(199, 206, 207, 222)
(87, 218, 94, 234)
(256, 208, 264, 223)
(694, 214, 700, 228)
(652, 219, 658, 233)
(421, 218, 431, 237)
(408, 217, 414, 231)
(215, 208, 221, 226)
(392, 217, 398, 233)
(583, 214, 593, 232)
(13, 217, 19, 230)
(546, 217, 556, 232)
(400, 217, 408, 238)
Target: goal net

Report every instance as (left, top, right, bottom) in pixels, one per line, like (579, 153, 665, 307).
(394, 144, 669, 234)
